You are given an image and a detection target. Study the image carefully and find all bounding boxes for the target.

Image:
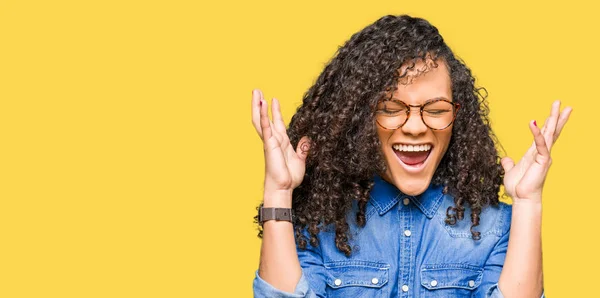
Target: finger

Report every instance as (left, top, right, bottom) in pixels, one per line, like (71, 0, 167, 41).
(268, 99, 285, 145)
(540, 117, 548, 135)
(520, 132, 539, 165)
(252, 89, 265, 138)
(501, 156, 515, 173)
(530, 120, 550, 163)
(295, 136, 311, 162)
(269, 118, 284, 144)
(542, 100, 561, 149)
(272, 98, 287, 135)
(260, 98, 273, 142)
(272, 98, 297, 157)
(553, 106, 572, 143)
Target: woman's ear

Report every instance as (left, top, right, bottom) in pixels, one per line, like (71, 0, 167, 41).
(296, 136, 311, 161)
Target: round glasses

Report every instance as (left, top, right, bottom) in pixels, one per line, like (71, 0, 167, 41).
(375, 99, 460, 130)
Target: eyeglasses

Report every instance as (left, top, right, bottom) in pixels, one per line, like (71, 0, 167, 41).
(375, 98, 460, 130)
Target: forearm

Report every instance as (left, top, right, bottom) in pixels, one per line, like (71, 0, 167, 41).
(498, 199, 544, 298)
(258, 190, 302, 293)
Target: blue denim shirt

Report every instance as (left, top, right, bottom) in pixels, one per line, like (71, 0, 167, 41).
(253, 176, 545, 297)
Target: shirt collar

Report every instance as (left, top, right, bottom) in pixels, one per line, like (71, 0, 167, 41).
(369, 175, 445, 219)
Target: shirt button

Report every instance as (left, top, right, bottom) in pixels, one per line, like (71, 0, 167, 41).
(430, 280, 438, 287)
(404, 230, 411, 237)
(403, 198, 410, 205)
(334, 279, 342, 286)
(371, 278, 379, 284)
(468, 280, 475, 287)
(402, 285, 409, 292)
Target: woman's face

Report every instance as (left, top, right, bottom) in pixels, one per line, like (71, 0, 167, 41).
(376, 59, 454, 196)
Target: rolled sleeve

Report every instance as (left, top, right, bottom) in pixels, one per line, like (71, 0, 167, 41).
(253, 270, 314, 298)
(487, 283, 545, 298)
(486, 283, 504, 298)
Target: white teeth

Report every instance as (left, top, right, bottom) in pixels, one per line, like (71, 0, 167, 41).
(393, 144, 431, 152)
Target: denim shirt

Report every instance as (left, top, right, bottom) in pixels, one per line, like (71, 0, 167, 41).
(253, 176, 545, 297)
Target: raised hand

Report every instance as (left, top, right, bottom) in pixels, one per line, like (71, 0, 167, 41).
(501, 100, 572, 201)
(251, 89, 310, 207)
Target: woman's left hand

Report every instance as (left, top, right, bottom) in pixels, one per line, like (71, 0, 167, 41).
(501, 100, 572, 202)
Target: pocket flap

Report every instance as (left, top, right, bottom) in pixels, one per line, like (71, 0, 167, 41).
(420, 264, 483, 290)
(324, 261, 389, 289)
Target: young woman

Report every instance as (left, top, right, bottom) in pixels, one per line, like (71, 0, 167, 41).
(251, 15, 571, 298)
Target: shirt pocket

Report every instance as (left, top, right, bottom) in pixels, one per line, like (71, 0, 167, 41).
(324, 260, 389, 298)
(420, 263, 483, 298)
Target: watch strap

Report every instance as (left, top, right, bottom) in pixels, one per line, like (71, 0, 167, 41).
(259, 207, 293, 225)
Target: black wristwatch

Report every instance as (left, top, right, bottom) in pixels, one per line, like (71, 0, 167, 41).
(258, 207, 294, 225)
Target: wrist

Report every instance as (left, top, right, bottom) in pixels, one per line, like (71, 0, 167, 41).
(263, 189, 293, 208)
(509, 189, 542, 201)
(511, 199, 543, 220)
(512, 195, 543, 207)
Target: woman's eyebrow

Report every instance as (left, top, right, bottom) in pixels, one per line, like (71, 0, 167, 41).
(424, 96, 451, 103)
(389, 96, 451, 103)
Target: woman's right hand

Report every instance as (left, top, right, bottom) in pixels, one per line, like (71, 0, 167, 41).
(251, 89, 310, 207)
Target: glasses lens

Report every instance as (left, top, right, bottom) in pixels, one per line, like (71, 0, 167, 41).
(422, 100, 455, 129)
(375, 100, 408, 129)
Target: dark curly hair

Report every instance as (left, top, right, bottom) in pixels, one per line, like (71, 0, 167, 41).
(255, 15, 504, 257)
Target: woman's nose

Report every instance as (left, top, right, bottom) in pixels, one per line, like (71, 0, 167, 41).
(401, 109, 428, 136)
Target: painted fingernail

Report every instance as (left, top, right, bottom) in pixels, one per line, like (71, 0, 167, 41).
(533, 120, 537, 127)
(260, 100, 263, 106)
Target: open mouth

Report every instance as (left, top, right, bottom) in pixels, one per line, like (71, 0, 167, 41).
(392, 143, 432, 169)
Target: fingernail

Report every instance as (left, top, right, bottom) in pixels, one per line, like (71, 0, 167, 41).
(533, 120, 537, 127)
(260, 100, 263, 106)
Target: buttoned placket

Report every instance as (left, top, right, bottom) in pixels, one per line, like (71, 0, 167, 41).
(399, 196, 413, 297)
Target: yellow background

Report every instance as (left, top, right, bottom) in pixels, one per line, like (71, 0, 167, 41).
(0, 0, 597, 297)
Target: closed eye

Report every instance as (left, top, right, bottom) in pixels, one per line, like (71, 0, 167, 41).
(376, 101, 407, 115)
(377, 108, 403, 115)
(424, 109, 451, 115)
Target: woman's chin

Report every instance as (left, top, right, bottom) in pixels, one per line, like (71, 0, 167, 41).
(392, 177, 432, 196)
(380, 168, 434, 196)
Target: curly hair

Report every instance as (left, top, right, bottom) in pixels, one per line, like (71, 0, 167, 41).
(255, 15, 504, 256)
